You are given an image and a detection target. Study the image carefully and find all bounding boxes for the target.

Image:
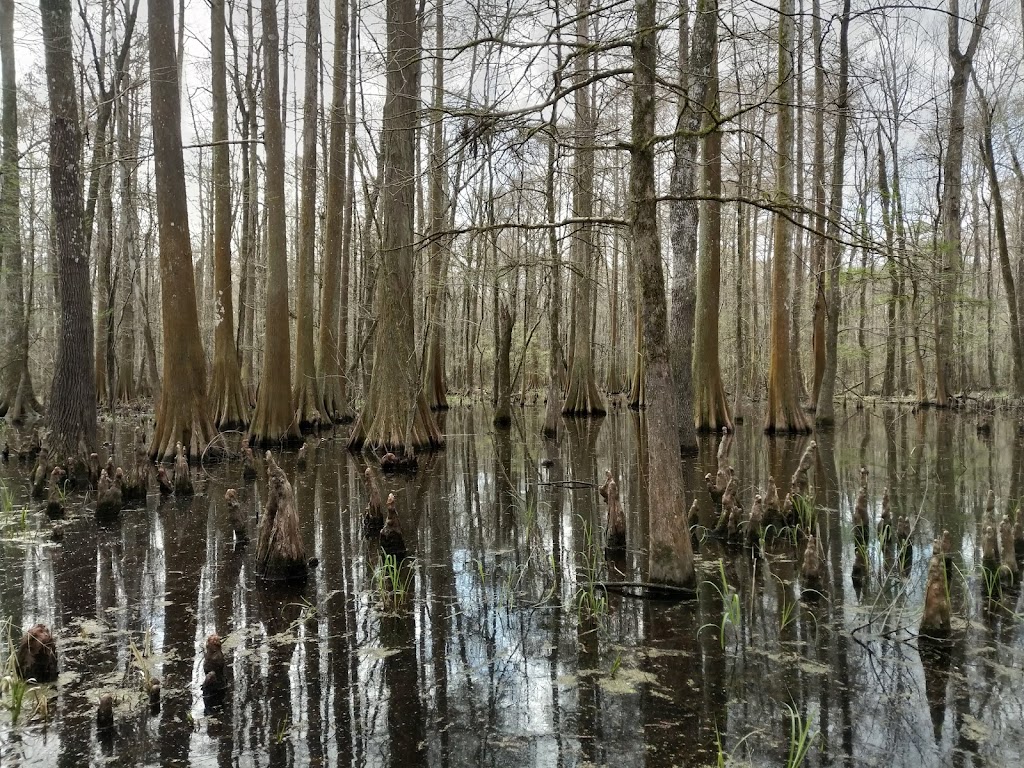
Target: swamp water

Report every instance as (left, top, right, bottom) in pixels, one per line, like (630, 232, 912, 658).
(0, 406, 1022, 766)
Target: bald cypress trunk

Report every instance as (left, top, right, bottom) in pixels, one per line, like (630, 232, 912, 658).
(0, 0, 40, 422)
(209, 0, 248, 429)
(933, 0, 990, 405)
(765, 0, 811, 433)
(318, 0, 353, 422)
(347, 0, 442, 455)
(293, 0, 323, 430)
(249, 0, 301, 445)
(147, 0, 217, 460)
(561, 0, 604, 417)
(632, 0, 695, 590)
(40, 0, 97, 461)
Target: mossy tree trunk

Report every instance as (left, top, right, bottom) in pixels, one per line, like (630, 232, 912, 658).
(40, 0, 97, 461)
(765, 0, 811, 434)
(631, 0, 695, 590)
(347, 0, 442, 455)
(293, 0, 323, 431)
(209, 0, 248, 429)
(249, 0, 301, 446)
(318, 0, 353, 422)
(0, 0, 40, 422)
(561, 0, 603, 417)
(147, 0, 217, 460)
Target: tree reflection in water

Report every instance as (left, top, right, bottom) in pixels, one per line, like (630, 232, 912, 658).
(0, 407, 1022, 766)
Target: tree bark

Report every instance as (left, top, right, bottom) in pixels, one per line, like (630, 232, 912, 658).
(148, 0, 217, 460)
(692, 30, 731, 432)
(94, 130, 114, 410)
(632, 0, 695, 590)
(318, 0, 353, 422)
(249, 0, 301, 445)
(877, 127, 898, 397)
(765, 0, 811, 433)
(0, 0, 40, 422)
(669, 0, 715, 449)
(347, 0, 442, 454)
(115, 81, 139, 404)
(40, 0, 97, 461)
(209, 0, 248, 429)
(493, 302, 513, 428)
(813, 0, 851, 427)
(293, 0, 323, 430)
(977, 92, 1024, 394)
(561, 0, 604, 417)
(422, 0, 449, 412)
(809, 0, 826, 408)
(934, 0, 990, 405)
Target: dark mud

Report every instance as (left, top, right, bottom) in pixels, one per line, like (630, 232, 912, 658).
(0, 406, 1021, 766)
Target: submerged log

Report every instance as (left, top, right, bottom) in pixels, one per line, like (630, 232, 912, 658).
(599, 470, 626, 550)
(380, 492, 407, 560)
(173, 441, 193, 495)
(255, 452, 307, 582)
(16, 623, 58, 682)
(920, 548, 951, 638)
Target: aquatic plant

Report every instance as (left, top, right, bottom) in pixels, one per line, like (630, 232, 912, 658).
(372, 553, 415, 614)
(785, 703, 817, 767)
(274, 714, 291, 744)
(791, 493, 816, 534)
(127, 630, 155, 693)
(574, 515, 608, 620)
(702, 560, 742, 649)
(0, 619, 47, 725)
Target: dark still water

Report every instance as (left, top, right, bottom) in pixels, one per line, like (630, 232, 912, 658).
(0, 405, 1022, 767)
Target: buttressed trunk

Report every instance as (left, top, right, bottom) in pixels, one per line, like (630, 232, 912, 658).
(147, 0, 217, 460)
(347, 0, 441, 455)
